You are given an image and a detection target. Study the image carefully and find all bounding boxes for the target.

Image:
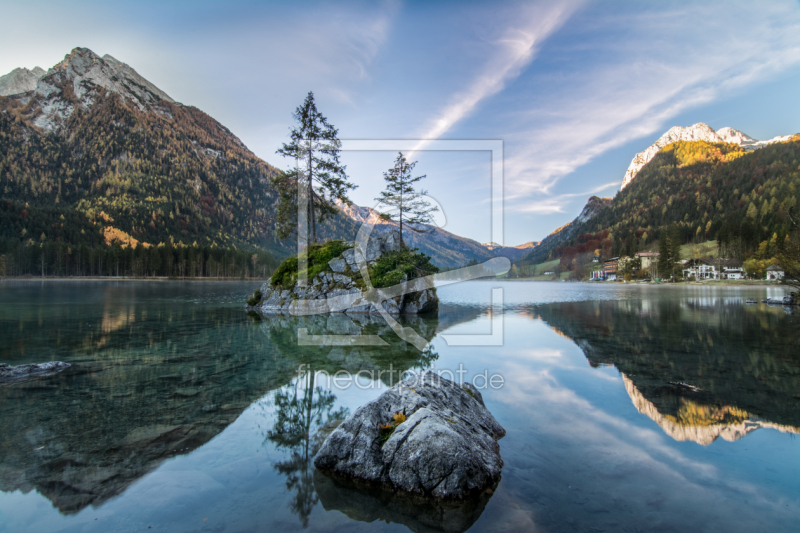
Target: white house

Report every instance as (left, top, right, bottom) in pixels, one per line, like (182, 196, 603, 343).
(766, 265, 784, 280)
(683, 259, 717, 280)
(724, 267, 744, 280)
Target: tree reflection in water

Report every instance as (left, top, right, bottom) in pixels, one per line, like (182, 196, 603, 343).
(264, 369, 349, 527)
(255, 313, 444, 528)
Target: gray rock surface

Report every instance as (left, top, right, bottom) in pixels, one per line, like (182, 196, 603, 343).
(0, 361, 70, 382)
(251, 230, 438, 316)
(2, 48, 174, 133)
(0, 66, 45, 96)
(314, 371, 505, 500)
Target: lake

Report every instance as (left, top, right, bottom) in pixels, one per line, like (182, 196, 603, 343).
(0, 280, 798, 532)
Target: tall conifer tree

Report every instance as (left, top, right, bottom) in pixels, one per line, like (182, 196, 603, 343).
(669, 224, 683, 279)
(375, 153, 438, 247)
(275, 92, 355, 243)
(657, 229, 670, 280)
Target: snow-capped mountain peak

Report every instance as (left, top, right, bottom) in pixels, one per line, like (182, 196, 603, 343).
(620, 123, 793, 190)
(716, 126, 757, 147)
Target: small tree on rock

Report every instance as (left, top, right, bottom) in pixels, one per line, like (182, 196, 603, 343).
(375, 152, 438, 247)
(275, 92, 356, 244)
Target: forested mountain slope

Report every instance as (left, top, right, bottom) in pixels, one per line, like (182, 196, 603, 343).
(0, 47, 527, 275)
(0, 48, 289, 254)
(518, 137, 800, 266)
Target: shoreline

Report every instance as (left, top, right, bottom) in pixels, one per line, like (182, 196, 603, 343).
(0, 277, 266, 283)
(492, 278, 792, 288)
(0, 277, 793, 290)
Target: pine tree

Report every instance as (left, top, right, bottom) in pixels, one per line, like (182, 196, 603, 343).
(275, 92, 355, 243)
(375, 153, 439, 247)
(669, 224, 683, 279)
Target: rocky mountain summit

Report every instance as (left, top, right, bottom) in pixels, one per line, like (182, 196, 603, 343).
(314, 370, 505, 500)
(250, 231, 439, 315)
(3, 47, 175, 132)
(516, 195, 611, 266)
(0, 47, 285, 252)
(0, 66, 45, 96)
(620, 123, 793, 189)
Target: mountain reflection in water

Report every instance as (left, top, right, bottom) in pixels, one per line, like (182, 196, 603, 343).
(0, 281, 482, 530)
(3, 281, 797, 533)
(533, 297, 800, 445)
(0, 303, 299, 514)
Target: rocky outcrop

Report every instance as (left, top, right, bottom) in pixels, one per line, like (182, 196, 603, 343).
(515, 195, 611, 266)
(1, 47, 175, 133)
(0, 361, 70, 383)
(0, 66, 45, 96)
(253, 231, 439, 316)
(314, 370, 505, 500)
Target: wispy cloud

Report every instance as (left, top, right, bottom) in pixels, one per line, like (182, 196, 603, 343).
(502, 1, 800, 205)
(512, 181, 619, 214)
(407, 2, 583, 157)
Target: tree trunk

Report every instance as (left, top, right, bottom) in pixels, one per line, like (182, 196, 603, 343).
(308, 142, 317, 244)
(399, 208, 404, 247)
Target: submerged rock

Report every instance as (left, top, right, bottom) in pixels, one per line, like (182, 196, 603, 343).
(0, 362, 70, 382)
(314, 371, 505, 500)
(314, 469, 492, 533)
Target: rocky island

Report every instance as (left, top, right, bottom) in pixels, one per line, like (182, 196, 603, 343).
(247, 230, 439, 315)
(314, 370, 506, 501)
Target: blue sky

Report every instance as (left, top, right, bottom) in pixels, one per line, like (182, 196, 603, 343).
(3, 0, 800, 245)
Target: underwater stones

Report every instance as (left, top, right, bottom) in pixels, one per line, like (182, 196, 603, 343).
(314, 371, 505, 500)
(0, 362, 70, 382)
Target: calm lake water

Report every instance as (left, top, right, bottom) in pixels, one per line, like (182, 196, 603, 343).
(0, 280, 798, 532)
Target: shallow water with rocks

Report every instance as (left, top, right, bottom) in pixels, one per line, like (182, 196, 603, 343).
(0, 280, 797, 532)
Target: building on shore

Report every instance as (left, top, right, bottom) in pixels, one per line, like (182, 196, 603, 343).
(603, 257, 619, 281)
(682, 258, 746, 280)
(766, 265, 785, 281)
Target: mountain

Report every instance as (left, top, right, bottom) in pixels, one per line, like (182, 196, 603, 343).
(336, 202, 531, 267)
(0, 47, 290, 256)
(0, 66, 45, 96)
(518, 134, 800, 269)
(517, 195, 611, 266)
(621, 123, 793, 190)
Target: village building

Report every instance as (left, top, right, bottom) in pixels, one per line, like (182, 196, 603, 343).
(603, 257, 619, 281)
(590, 269, 606, 281)
(766, 265, 785, 280)
(636, 252, 659, 270)
(682, 258, 717, 280)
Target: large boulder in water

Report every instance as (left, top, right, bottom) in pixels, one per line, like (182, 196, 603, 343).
(313, 370, 505, 500)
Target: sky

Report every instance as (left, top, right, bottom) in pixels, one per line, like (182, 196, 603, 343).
(3, 0, 800, 245)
